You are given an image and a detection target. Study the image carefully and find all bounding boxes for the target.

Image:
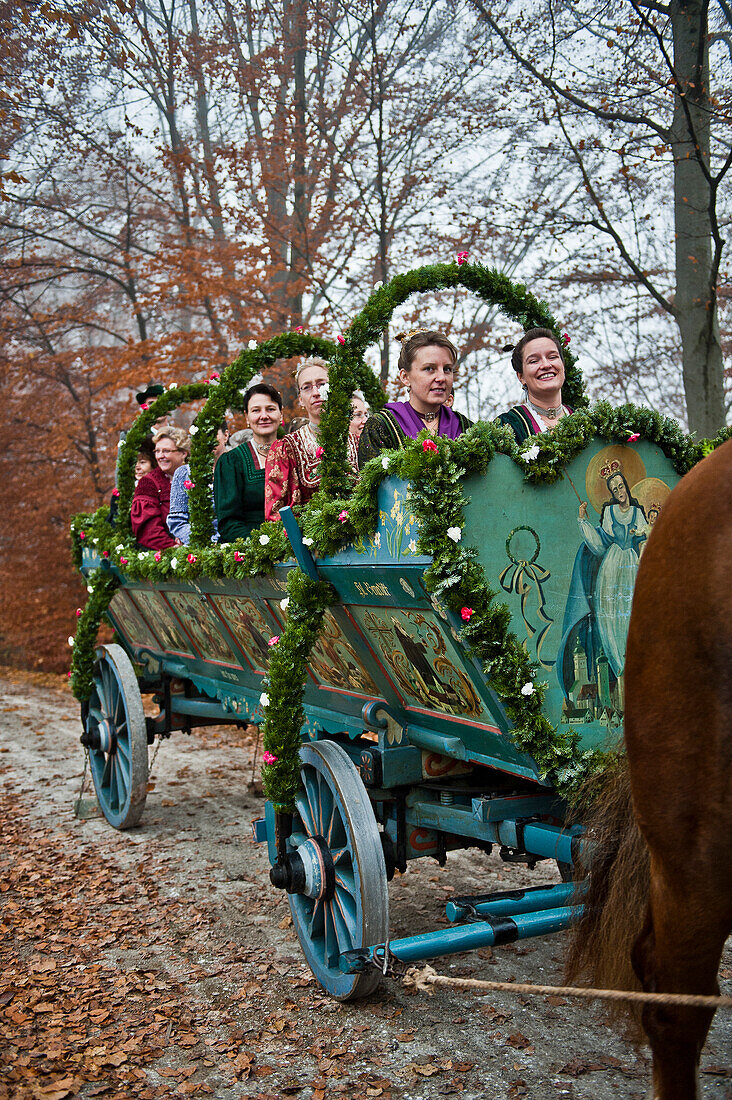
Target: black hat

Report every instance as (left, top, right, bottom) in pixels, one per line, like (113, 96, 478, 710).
(135, 382, 165, 406)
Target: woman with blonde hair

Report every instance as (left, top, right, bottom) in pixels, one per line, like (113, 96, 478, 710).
(131, 426, 190, 549)
(265, 357, 359, 519)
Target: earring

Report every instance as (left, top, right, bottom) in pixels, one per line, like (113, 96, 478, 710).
(521, 384, 529, 402)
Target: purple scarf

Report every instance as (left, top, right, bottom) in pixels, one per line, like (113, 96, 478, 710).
(384, 401, 464, 441)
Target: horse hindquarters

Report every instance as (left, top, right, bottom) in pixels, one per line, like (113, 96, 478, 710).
(623, 440, 732, 1100)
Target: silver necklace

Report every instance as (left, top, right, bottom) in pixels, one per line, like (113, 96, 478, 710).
(413, 406, 440, 424)
(255, 440, 274, 456)
(526, 397, 564, 420)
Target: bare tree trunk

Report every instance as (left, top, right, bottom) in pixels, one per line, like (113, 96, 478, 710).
(671, 0, 725, 435)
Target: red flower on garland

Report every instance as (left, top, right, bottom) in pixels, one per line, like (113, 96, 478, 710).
(183, 479, 195, 490)
(422, 439, 438, 453)
(75, 608, 82, 617)
(154, 551, 162, 562)
(337, 334, 345, 345)
(268, 636, 280, 647)
(187, 553, 197, 563)
(119, 556, 128, 565)
(262, 750, 278, 765)
(562, 333, 571, 347)
(315, 446, 324, 459)
(111, 488, 120, 498)
(234, 550, 244, 562)
(102, 550, 109, 558)
(457, 251, 469, 265)
(338, 510, 349, 523)
(140, 402, 149, 410)
(295, 325, 304, 333)
(627, 432, 640, 443)
(79, 531, 85, 539)
(461, 607, 474, 621)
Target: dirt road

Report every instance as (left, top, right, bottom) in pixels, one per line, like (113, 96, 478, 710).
(1, 669, 729, 1099)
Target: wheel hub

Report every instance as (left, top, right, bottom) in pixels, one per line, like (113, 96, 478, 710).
(270, 835, 335, 900)
(83, 716, 116, 754)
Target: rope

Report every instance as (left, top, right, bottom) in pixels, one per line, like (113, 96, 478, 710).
(403, 964, 732, 1010)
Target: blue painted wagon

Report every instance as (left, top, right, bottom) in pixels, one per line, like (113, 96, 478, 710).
(70, 264, 703, 1001)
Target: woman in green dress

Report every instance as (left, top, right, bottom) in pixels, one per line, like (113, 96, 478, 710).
(214, 383, 284, 542)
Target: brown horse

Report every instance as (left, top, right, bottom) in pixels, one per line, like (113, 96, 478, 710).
(566, 438, 732, 1100)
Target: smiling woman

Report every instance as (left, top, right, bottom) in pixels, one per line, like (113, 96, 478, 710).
(495, 328, 572, 443)
(130, 426, 190, 549)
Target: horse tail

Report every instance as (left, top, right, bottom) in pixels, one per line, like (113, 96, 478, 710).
(564, 755, 649, 1032)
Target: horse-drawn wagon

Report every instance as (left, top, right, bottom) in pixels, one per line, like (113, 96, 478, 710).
(70, 264, 718, 1011)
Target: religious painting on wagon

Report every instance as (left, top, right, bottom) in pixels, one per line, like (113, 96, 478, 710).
(555, 446, 671, 729)
(165, 590, 241, 666)
(348, 606, 488, 720)
(308, 610, 380, 696)
(207, 594, 275, 672)
(462, 441, 677, 750)
(106, 589, 161, 652)
(128, 589, 196, 656)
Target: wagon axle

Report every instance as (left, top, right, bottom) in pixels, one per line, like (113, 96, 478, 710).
(269, 835, 336, 900)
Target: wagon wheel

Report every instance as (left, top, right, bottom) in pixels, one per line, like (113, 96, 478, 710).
(285, 741, 389, 1000)
(84, 644, 148, 829)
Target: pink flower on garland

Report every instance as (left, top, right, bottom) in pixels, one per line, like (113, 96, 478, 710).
(154, 551, 162, 562)
(268, 635, 280, 647)
(457, 251, 469, 265)
(338, 510, 349, 523)
(262, 750, 278, 765)
(102, 550, 109, 558)
(422, 439, 438, 453)
(183, 479, 195, 490)
(295, 325, 304, 333)
(562, 333, 571, 347)
(337, 334, 345, 345)
(79, 531, 85, 540)
(75, 608, 82, 617)
(627, 432, 640, 443)
(461, 607, 474, 621)
(315, 446, 324, 459)
(111, 488, 120, 498)
(140, 402, 149, 410)
(234, 550, 244, 562)
(187, 553, 197, 563)
(119, 556, 128, 565)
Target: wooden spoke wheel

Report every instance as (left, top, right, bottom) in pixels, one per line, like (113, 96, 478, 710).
(85, 644, 148, 829)
(285, 741, 389, 1000)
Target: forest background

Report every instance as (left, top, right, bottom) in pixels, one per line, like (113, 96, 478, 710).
(1, 0, 730, 671)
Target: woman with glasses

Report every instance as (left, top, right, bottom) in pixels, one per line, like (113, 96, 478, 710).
(264, 357, 359, 520)
(131, 426, 190, 549)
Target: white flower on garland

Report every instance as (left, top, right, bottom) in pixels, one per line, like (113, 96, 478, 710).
(259, 534, 270, 546)
(447, 526, 462, 542)
(115, 544, 124, 552)
(67, 636, 75, 647)
(522, 443, 541, 461)
(302, 537, 314, 547)
(381, 456, 390, 470)
(408, 539, 417, 553)
(189, 425, 199, 435)
(259, 692, 269, 707)
(117, 440, 124, 449)
(319, 382, 330, 399)
(168, 381, 178, 390)
(170, 558, 178, 570)
(521, 681, 535, 696)
(248, 339, 258, 349)
(280, 597, 290, 611)
(86, 585, 93, 594)
(138, 552, 147, 560)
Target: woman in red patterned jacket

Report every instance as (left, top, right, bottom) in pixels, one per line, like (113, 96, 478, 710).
(264, 358, 358, 520)
(131, 426, 190, 549)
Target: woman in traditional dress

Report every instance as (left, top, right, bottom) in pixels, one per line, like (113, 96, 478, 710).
(357, 330, 472, 463)
(495, 328, 572, 442)
(214, 384, 284, 540)
(265, 358, 358, 519)
(131, 427, 190, 549)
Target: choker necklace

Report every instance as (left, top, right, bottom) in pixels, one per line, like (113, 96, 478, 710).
(413, 407, 440, 424)
(255, 440, 274, 456)
(526, 397, 564, 420)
